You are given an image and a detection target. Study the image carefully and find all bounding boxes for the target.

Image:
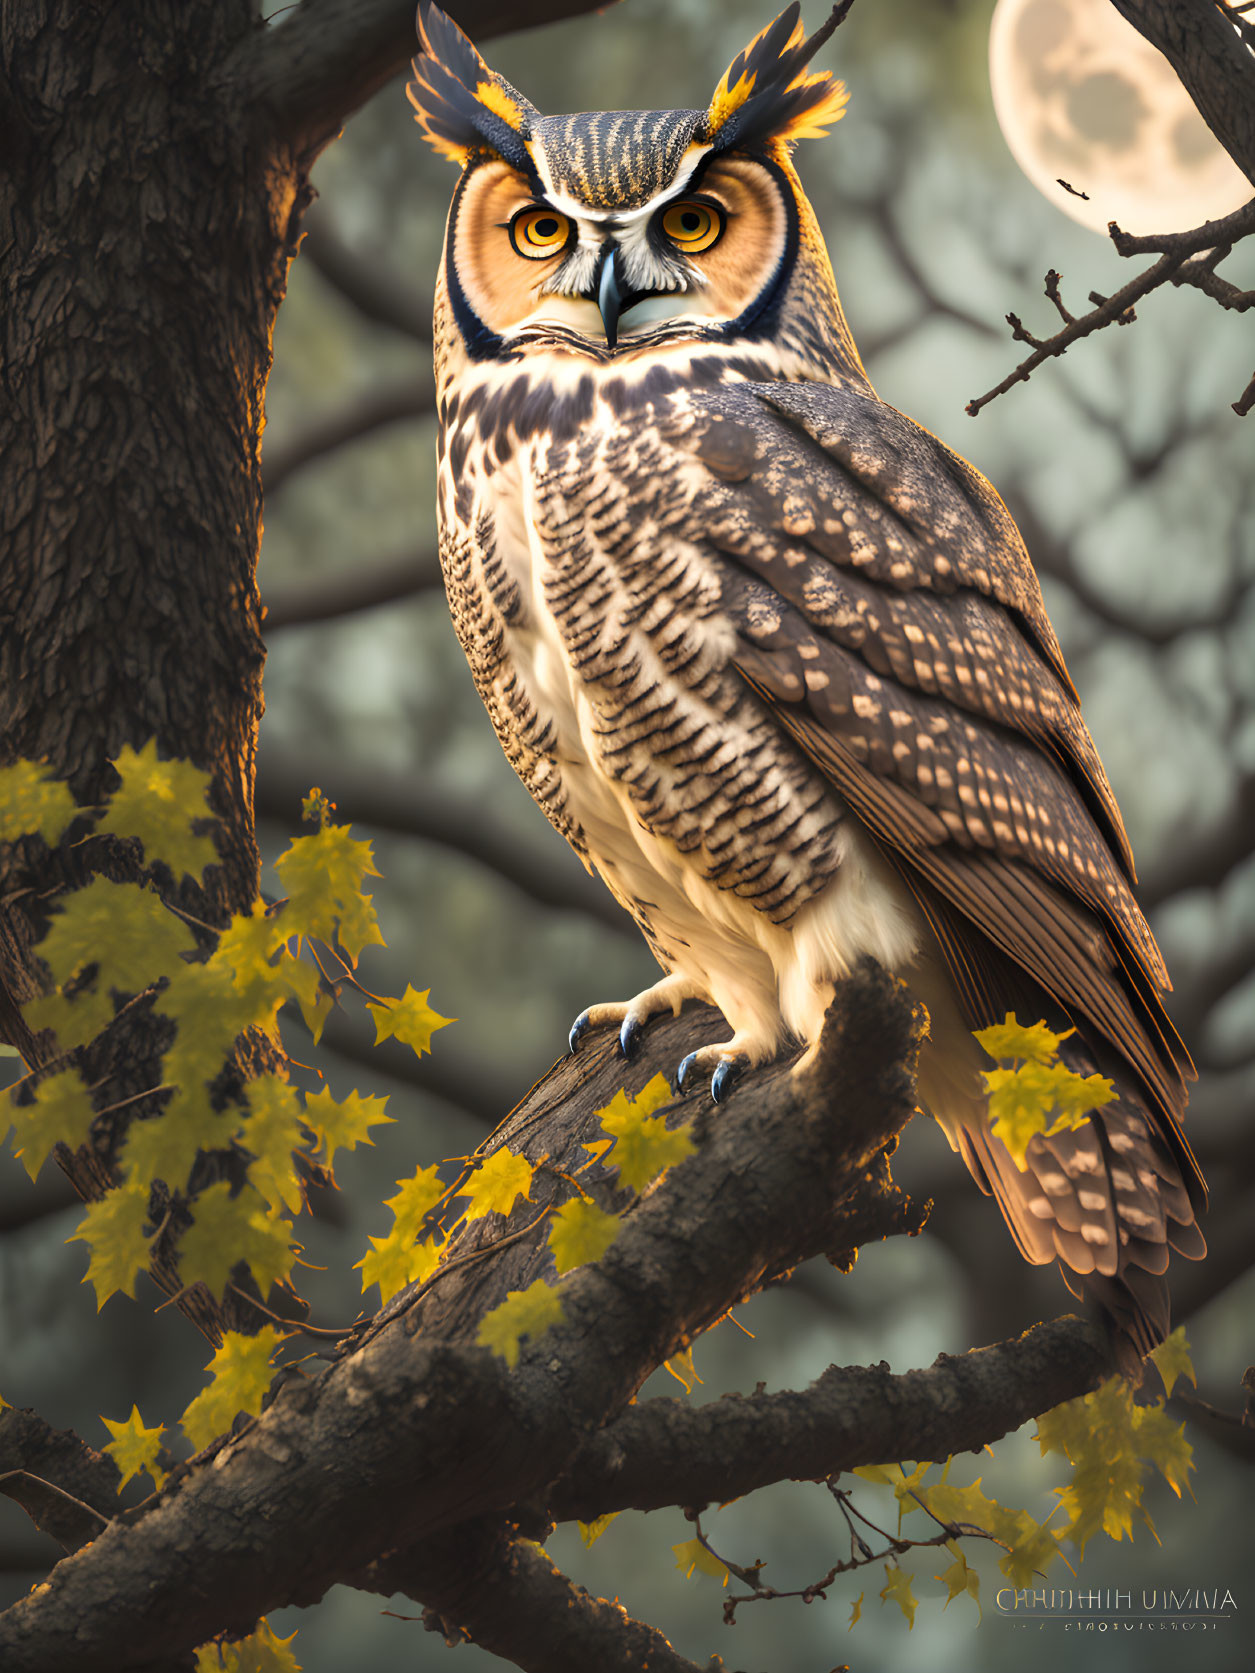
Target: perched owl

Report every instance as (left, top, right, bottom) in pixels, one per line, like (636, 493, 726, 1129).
(407, 2, 1205, 1370)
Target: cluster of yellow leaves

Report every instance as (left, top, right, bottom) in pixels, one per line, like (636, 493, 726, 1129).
(974, 1014, 1115, 1168)
(0, 749, 444, 1318)
(193, 1619, 300, 1673)
(832, 1332, 1197, 1631)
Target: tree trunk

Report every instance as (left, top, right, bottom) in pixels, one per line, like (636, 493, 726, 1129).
(0, 0, 301, 1339)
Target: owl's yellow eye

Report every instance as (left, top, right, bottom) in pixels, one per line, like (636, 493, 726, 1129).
(659, 200, 724, 253)
(509, 206, 572, 260)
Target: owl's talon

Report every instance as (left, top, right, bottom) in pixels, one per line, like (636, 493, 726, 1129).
(672, 1051, 701, 1098)
(710, 1055, 746, 1103)
(569, 1011, 593, 1054)
(619, 1015, 643, 1059)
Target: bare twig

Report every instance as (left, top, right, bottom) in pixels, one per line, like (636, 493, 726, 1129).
(968, 199, 1255, 416)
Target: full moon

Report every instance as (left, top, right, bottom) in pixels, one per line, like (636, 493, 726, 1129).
(989, 0, 1252, 235)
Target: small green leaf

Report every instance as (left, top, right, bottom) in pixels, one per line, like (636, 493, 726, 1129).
(476, 1279, 564, 1368)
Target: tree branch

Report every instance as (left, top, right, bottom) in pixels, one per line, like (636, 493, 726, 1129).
(236, 0, 609, 159)
(967, 200, 1255, 417)
(364, 1520, 728, 1673)
(0, 969, 925, 1671)
(548, 1314, 1109, 1523)
(1107, 1, 1255, 187)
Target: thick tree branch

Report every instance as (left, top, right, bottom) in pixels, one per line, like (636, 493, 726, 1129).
(237, 0, 609, 159)
(0, 969, 924, 1671)
(547, 1315, 1110, 1523)
(365, 1521, 729, 1673)
(1107, 1, 1255, 187)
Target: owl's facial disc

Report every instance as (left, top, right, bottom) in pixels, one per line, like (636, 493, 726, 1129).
(448, 157, 787, 351)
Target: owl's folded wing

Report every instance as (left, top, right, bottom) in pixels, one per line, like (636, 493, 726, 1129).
(673, 378, 1202, 1204)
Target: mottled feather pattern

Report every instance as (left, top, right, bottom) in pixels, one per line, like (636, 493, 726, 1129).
(417, 0, 1205, 1369)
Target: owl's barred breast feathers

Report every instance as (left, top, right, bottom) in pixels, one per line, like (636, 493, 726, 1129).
(410, 1, 1205, 1374)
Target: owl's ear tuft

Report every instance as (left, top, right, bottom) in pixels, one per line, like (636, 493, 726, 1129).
(408, 2, 537, 170)
(703, 2, 850, 154)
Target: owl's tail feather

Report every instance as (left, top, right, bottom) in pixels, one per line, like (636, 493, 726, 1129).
(955, 1049, 1205, 1379)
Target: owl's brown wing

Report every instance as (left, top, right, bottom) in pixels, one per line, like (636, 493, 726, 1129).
(668, 379, 1205, 1227)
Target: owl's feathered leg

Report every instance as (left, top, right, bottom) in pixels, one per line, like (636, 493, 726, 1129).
(568, 971, 705, 1059)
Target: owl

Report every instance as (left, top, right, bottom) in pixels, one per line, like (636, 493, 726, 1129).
(407, 1, 1205, 1370)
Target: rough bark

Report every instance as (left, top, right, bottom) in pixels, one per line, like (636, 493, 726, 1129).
(1109, 1, 1255, 188)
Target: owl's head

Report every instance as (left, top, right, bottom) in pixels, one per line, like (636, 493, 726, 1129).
(409, 3, 857, 372)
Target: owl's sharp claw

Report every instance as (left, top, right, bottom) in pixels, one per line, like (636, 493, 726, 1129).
(672, 1051, 701, 1098)
(619, 1015, 643, 1059)
(710, 1055, 745, 1103)
(569, 1010, 593, 1054)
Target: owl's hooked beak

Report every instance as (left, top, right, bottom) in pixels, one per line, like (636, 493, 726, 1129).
(594, 245, 625, 349)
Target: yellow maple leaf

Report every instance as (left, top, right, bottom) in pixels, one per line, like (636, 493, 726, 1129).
(193, 1618, 301, 1673)
(238, 1077, 307, 1216)
(547, 1197, 620, 1274)
(983, 1061, 1113, 1169)
(476, 1279, 565, 1368)
(37, 875, 195, 996)
(672, 1537, 729, 1584)
(181, 1327, 286, 1452)
(935, 1541, 981, 1616)
(68, 1183, 153, 1306)
(598, 1076, 694, 1192)
(8, 1068, 96, 1180)
(273, 824, 384, 961)
(577, 1512, 619, 1547)
(366, 985, 453, 1058)
(101, 1404, 168, 1492)
(1148, 1326, 1196, 1399)
(98, 740, 218, 882)
(301, 1086, 392, 1174)
(177, 1181, 294, 1301)
(880, 1562, 918, 1627)
(0, 761, 79, 847)
(356, 1228, 443, 1305)
(975, 1014, 1073, 1065)
(381, 1164, 446, 1241)
(461, 1146, 535, 1221)
(121, 1095, 232, 1195)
